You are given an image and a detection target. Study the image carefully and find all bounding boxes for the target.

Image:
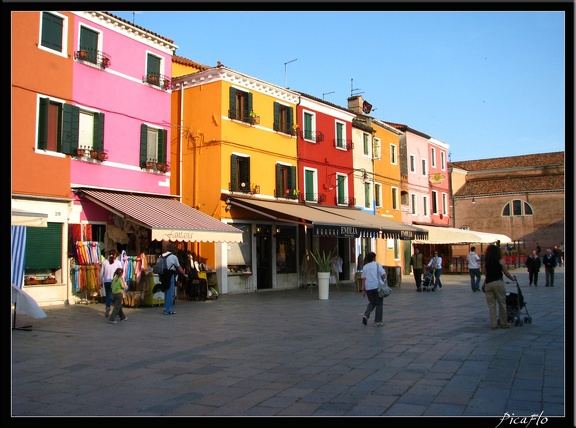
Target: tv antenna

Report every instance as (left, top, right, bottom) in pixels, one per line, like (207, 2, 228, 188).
(322, 91, 335, 100)
(131, 11, 142, 25)
(284, 58, 297, 87)
(351, 78, 364, 97)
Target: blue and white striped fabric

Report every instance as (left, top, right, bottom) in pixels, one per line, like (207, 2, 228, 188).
(11, 226, 26, 289)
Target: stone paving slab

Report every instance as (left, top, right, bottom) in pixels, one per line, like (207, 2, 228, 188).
(10, 268, 570, 423)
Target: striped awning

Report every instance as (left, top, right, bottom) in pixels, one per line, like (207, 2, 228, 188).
(78, 190, 243, 243)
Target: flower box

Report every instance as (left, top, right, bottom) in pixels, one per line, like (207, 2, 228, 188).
(90, 150, 99, 159)
(76, 148, 86, 157)
(97, 151, 108, 161)
(42, 279, 57, 284)
(25, 280, 42, 285)
(146, 161, 155, 169)
(102, 57, 110, 68)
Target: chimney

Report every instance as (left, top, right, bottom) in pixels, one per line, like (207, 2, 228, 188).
(347, 95, 364, 114)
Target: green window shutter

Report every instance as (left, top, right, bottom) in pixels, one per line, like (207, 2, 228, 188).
(38, 97, 49, 150)
(247, 92, 253, 117)
(25, 223, 62, 270)
(305, 170, 314, 199)
(273, 102, 280, 132)
(241, 156, 250, 184)
(62, 104, 79, 153)
(79, 27, 98, 63)
(287, 107, 294, 132)
(289, 166, 296, 191)
(229, 87, 236, 118)
(275, 164, 282, 194)
(92, 113, 104, 152)
(157, 129, 167, 163)
(230, 155, 238, 191)
(140, 124, 148, 167)
(41, 12, 63, 51)
(147, 54, 161, 78)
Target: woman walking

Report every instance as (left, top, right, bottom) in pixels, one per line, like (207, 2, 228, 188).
(360, 252, 386, 327)
(483, 244, 516, 330)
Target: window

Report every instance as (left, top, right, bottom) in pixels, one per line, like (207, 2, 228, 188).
(364, 182, 371, 209)
(441, 151, 446, 170)
(303, 111, 315, 141)
(363, 133, 370, 155)
(431, 147, 436, 167)
(335, 121, 345, 149)
(410, 155, 416, 173)
(78, 25, 100, 64)
(422, 158, 427, 176)
(273, 102, 294, 134)
(442, 193, 448, 215)
(336, 173, 348, 205)
(230, 154, 251, 192)
(411, 194, 417, 214)
(373, 137, 381, 160)
(304, 168, 318, 202)
(390, 144, 397, 164)
(146, 53, 162, 85)
(38, 97, 105, 156)
(140, 124, 167, 167)
(375, 183, 382, 208)
(423, 196, 429, 216)
(502, 199, 533, 216)
(276, 163, 297, 198)
(391, 187, 399, 210)
(431, 191, 438, 214)
(40, 12, 65, 53)
(25, 223, 62, 270)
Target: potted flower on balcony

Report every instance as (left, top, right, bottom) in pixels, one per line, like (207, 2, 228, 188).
(76, 146, 86, 157)
(90, 149, 99, 159)
(97, 151, 108, 161)
(102, 57, 110, 68)
(146, 159, 156, 169)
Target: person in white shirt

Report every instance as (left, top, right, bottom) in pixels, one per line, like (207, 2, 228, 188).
(427, 251, 443, 291)
(467, 246, 482, 292)
(99, 250, 122, 318)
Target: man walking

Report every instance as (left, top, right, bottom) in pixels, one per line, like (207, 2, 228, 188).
(410, 247, 424, 292)
(542, 248, 556, 287)
(467, 246, 482, 292)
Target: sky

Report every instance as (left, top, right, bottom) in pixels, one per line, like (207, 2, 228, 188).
(109, 9, 568, 162)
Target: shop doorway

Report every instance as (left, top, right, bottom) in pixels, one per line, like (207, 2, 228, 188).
(256, 224, 272, 289)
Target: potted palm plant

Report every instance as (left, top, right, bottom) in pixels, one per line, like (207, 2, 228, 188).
(308, 248, 336, 300)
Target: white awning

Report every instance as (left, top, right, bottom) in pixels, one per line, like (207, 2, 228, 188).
(412, 225, 511, 244)
(11, 209, 48, 228)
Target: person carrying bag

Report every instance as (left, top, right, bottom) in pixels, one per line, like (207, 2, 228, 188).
(360, 252, 388, 327)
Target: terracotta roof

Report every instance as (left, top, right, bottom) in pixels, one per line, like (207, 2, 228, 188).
(454, 174, 565, 197)
(172, 55, 211, 71)
(450, 152, 564, 171)
(452, 151, 565, 197)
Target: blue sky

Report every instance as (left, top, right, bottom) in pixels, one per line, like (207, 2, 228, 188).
(110, 10, 567, 162)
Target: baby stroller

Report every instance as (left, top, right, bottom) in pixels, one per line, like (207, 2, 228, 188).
(421, 269, 435, 292)
(506, 280, 532, 326)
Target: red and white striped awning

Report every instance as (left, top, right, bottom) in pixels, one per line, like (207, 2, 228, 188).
(79, 189, 243, 243)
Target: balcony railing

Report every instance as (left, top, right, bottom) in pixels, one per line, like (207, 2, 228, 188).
(273, 123, 297, 136)
(275, 188, 299, 200)
(229, 182, 260, 195)
(333, 139, 354, 150)
(74, 49, 111, 69)
(228, 109, 260, 125)
(335, 196, 356, 206)
(142, 73, 171, 90)
(299, 193, 326, 203)
(299, 130, 324, 142)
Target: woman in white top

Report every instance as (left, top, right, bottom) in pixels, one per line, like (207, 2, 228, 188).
(361, 252, 386, 327)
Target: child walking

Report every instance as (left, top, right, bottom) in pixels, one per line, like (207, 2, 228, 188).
(108, 267, 128, 324)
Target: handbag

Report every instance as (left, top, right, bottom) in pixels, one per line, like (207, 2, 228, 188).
(377, 264, 392, 298)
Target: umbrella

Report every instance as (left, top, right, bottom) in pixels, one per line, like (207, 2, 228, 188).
(12, 283, 47, 331)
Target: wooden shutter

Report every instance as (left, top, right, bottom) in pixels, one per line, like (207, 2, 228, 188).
(62, 104, 79, 153)
(37, 97, 49, 150)
(140, 124, 148, 167)
(229, 87, 236, 119)
(230, 154, 238, 191)
(92, 113, 104, 152)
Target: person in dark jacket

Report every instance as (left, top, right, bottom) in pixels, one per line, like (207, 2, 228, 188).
(483, 244, 516, 330)
(525, 249, 541, 287)
(410, 247, 424, 292)
(542, 248, 557, 287)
